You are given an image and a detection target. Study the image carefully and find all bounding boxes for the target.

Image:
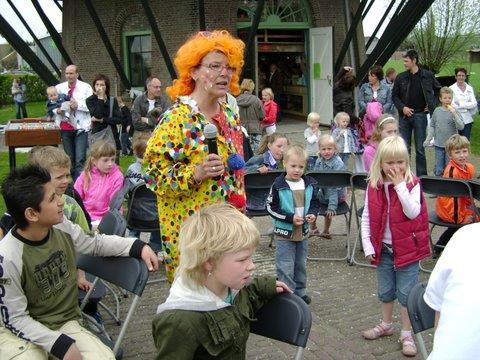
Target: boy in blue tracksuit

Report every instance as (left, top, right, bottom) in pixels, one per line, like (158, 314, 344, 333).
(266, 145, 320, 304)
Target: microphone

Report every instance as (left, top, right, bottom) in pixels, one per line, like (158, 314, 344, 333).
(204, 123, 220, 180)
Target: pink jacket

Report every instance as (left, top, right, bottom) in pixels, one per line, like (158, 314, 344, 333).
(363, 142, 377, 172)
(261, 100, 278, 127)
(74, 165, 124, 221)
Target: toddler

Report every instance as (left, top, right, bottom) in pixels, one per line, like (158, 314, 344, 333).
(118, 96, 133, 156)
(434, 134, 478, 253)
(304, 112, 321, 171)
(266, 145, 319, 304)
(152, 203, 290, 358)
(74, 140, 124, 225)
(331, 112, 363, 171)
(424, 87, 464, 176)
(310, 135, 347, 238)
(361, 136, 430, 357)
(363, 115, 399, 172)
(261, 87, 278, 135)
(46, 86, 71, 125)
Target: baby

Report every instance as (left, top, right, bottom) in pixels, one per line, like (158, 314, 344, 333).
(46, 86, 71, 124)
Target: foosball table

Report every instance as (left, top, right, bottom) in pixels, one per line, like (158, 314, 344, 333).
(4, 118, 61, 169)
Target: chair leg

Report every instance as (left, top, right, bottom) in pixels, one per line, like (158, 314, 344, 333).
(102, 281, 122, 320)
(294, 346, 305, 360)
(98, 301, 121, 325)
(113, 295, 141, 356)
(420, 224, 437, 274)
(415, 333, 429, 360)
(349, 231, 375, 268)
(79, 277, 100, 311)
(308, 215, 351, 262)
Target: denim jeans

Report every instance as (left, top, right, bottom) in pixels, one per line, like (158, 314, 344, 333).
(434, 146, 449, 176)
(61, 130, 88, 180)
(339, 153, 351, 169)
(307, 156, 318, 171)
(399, 113, 428, 176)
(459, 122, 472, 140)
(275, 237, 308, 297)
(376, 249, 419, 306)
(129, 229, 161, 246)
(120, 132, 131, 155)
(14, 101, 27, 119)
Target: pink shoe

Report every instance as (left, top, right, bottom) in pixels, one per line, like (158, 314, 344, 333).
(399, 334, 417, 357)
(362, 322, 394, 340)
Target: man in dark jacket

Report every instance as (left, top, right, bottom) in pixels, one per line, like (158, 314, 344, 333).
(392, 49, 441, 176)
(131, 77, 170, 136)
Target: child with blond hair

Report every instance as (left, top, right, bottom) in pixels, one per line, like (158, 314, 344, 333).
(363, 115, 399, 172)
(261, 87, 278, 135)
(331, 112, 363, 171)
(304, 112, 321, 171)
(152, 203, 290, 358)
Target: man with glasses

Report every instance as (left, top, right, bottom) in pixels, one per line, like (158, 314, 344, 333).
(132, 77, 170, 136)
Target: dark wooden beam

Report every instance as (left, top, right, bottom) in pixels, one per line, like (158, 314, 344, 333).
(30, 0, 74, 66)
(7, 0, 61, 77)
(0, 14, 58, 85)
(139, 0, 177, 80)
(365, 0, 397, 49)
(83, 0, 132, 89)
(335, 0, 369, 75)
(361, 0, 375, 20)
(53, 0, 62, 12)
(243, 0, 265, 79)
(198, 0, 206, 31)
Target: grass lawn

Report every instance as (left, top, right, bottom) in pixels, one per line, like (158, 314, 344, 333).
(0, 101, 47, 124)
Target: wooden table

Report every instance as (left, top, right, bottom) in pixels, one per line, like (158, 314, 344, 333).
(4, 118, 61, 169)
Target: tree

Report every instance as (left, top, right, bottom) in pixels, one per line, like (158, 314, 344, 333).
(407, 0, 479, 74)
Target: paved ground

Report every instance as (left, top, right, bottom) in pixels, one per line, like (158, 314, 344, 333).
(92, 118, 475, 359)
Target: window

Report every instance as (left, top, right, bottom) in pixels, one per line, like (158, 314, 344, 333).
(124, 33, 151, 88)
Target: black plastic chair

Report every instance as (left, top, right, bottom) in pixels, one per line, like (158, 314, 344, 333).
(125, 183, 160, 233)
(77, 255, 149, 358)
(250, 293, 312, 360)
(420, 176, 474, 272)
(245, 170, 283, 247)
(98, 208, 127, 237)
(468, 180, 480, 216)
(305, 170, 352, 262)
(407, 282, 435, 360)
(348, 173, 374, 268)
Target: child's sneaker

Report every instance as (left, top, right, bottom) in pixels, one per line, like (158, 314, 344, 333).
(301, 295, 311, 304)
(362, 322, 394, 340)
(399, 334, 417, 357)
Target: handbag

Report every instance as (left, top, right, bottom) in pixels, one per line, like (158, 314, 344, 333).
(88, 96, 116, 148)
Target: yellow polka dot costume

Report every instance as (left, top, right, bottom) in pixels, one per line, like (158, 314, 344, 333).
(144, 96, 245, 281)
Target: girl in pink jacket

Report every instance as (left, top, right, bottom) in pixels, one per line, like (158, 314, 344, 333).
(74, 140, 124, 224)
(261, 87, 278, 135)
(363, 115, 398, 172)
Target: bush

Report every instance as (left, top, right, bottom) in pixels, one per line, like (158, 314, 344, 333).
(0, 73, 48, 106)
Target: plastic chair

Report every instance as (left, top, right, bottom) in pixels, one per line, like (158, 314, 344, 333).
(419, 176, 474, 272)
(245, 170, 283, 248)
(98, 208, 127, 237)
(348, 173, 374, 268)
(468, 180, 480, 216)
(305, 170, 352, 262)
(77, 255, 149, 358)
(406, 282, 435, 360)
(250, 293, 312, 360)
(125, 183, 160, 234)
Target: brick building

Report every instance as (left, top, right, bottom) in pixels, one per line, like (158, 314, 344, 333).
(62, 0, 366, 121)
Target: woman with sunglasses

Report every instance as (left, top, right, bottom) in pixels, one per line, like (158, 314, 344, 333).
(144, 30, 246, 282)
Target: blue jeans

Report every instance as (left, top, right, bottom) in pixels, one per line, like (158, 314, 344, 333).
(61, 130, 88, 180)
(434, 146, 449, 176)
(14, 101, 27, 119)
(129, 229, 161, 246)
(399, 113, 428, 176)
(376, 249, 419, 306)
(307, 156, 318, 171)
(275, 237, 308, 297)
(339, 153, 351, 169)
(459, 122, 472, 140)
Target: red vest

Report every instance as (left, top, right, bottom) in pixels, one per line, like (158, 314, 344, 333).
(367, 178, 431, 268)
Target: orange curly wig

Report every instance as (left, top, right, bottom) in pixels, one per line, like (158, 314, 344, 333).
(166, 30, 245, 100)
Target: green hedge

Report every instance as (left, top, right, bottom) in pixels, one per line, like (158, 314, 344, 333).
(0, 73, 47, 106)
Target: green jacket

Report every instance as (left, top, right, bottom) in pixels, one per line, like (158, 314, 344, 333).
(152, 276, 277, 359)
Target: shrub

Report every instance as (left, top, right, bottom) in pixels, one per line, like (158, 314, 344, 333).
(0, 73, 48, 106)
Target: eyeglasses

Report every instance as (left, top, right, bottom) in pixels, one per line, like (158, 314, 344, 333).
(201, 62, 236, 75)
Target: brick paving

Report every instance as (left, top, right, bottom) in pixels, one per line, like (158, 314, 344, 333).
(94, 119, 479, 358)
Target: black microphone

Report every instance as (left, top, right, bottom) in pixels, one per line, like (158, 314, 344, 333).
(204, 123, 220, 180)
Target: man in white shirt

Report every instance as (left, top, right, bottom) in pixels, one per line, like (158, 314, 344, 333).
(424, 223, 480, 359)
(55, 65, 93, 179)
